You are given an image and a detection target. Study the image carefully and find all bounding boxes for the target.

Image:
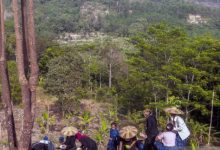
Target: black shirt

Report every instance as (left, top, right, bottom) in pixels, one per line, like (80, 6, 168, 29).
(64, 136, 77, 150)
(145, 115, 159, 139)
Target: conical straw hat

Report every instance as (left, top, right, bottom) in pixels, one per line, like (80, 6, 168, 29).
(164, 107, 184, 115)
(119, 126, 138, 139)
(61, 126, 78, 136)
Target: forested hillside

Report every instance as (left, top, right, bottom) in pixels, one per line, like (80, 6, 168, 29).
(32, 0, 220, 37)
(1, 0, 220, 149)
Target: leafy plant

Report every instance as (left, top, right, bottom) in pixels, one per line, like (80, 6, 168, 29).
(36, 112, 56, 134)
(78, 111, 95, 132)
(124, 111, 144, 130)
(94, 114, 109, 147)
(188, 119, 210, 148)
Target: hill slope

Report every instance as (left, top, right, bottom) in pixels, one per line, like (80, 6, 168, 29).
(5, 0, 220, 37)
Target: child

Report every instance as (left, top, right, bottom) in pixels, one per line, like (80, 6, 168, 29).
(155, 123, 177, 150)
(107, 122, 120, 150)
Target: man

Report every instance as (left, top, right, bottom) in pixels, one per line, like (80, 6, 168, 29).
(142, 108, 159, 150)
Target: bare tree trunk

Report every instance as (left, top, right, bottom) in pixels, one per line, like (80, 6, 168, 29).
(166, 88, 169, 103)
(109, 63, 112, 88)
(109, 49, 112, 88)
(12, 0, 39, 149)
(154, 93, 158, 119)
(27, 0, 39, 121)
(185, 74, 194, 122)
(47, 104, 50, 133)
(185, 89, 191, 122)
(0, 1, 18, 149)
(21, 0, 29, 75)
(208, 90, 215, 146)
(99, 72, 102, 88)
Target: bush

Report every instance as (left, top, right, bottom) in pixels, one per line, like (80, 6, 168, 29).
(44, 51, 84, 96)
(57, 94, 80, 115)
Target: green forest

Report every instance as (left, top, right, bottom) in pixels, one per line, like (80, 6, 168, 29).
(32, 0, 220, 37)
(1, 0, 220, 149)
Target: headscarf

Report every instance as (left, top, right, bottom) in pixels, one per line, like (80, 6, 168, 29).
(75, 132, 88, 140)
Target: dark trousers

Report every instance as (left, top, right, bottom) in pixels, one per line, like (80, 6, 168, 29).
(143, 136, 157, 150)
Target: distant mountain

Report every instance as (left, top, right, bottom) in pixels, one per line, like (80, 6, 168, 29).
(186, 0, 220, 8)
(5, 0, 220, 38)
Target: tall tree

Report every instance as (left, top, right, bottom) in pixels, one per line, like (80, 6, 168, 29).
(0, 0, 18, 149)
(12, 0, 39, 149)
(21, 0, 29, 75)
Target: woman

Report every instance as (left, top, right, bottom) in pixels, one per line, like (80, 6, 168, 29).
(60, 126, 78, 150)
(154, 123, 177, 150)
(119, 137, 138, 150)
(164, 107, 190, 150)
(119, 126, 139, 150)
(75, 131, 98, 150)
(64, 135, 77, 150)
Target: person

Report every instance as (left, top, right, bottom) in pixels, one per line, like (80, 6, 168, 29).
(32, 136, 55, 150)
(136, 138, 144, 150)
(59, 136, 65, 145)
(75, 131, 98, 150)
(118, 125, 140, 150)
(119, 136, 138, 150)
(60, 126, 78, 150)
(63, 135, 77, 150)
(165, 107, 190, 150)
(107, 122, 120, 150)
(58, 135, 77, 150)
(142, 108, 159, 150)
(154, 123, 177, 150)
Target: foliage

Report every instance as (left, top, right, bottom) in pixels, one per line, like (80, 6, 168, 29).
(7, 61, 21, 104)
(38, 22, 220, 143)
(188, 119, 209, 148)
(123, 111, 144, 130)
(57, 94, 80, 115)
(39, 45, 65, 74)
(45, 50, 84, 95)
(93, 114, 109, 145)
(29, 0, 220, 38)
(35, 112, 56, 134)
(77, 111, 95, 132)
(0, 61, 21, 104)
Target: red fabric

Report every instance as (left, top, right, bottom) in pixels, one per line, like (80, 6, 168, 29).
(75, 132, 87, 140)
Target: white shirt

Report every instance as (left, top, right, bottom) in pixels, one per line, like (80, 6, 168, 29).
(171, 115, 190, 140)
(157, 131, 176, 147)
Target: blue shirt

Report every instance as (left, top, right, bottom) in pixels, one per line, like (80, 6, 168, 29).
(110, 128, 119, 139)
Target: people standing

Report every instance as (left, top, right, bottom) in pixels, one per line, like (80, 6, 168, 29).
(164, 107, 190, 150)
(107, 122, 120, 150)
(142, 108, 159, 150)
